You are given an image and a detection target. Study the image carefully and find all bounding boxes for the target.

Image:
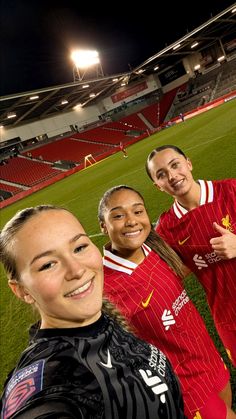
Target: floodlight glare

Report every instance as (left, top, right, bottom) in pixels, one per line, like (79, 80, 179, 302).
(71, 50, 100, 69)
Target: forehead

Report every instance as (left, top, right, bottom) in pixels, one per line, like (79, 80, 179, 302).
(150, 149, 183, 168)
(106, 189, 144, 208)
(16, 210, 85, 241)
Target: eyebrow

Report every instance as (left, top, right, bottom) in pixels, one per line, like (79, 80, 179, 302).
(109, 202, 144, 212)
(30, 233, 88, 265)
(156, 158, 179, 174)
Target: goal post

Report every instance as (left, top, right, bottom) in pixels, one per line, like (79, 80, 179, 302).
(84, 154, 97, 168)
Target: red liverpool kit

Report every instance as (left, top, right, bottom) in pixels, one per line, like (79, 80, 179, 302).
(156, 179, 236, 366)
(103, 245, 229, 418)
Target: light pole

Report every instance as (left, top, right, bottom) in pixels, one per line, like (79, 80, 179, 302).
(71, 49, 104, 81)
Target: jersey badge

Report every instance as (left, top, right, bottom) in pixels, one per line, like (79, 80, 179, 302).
(2, 360, 45, 419)
(221, 214, 233, 231)
(141, 290, 154, 308)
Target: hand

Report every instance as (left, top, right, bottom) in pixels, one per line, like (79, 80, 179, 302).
(209, 222, 236, 259)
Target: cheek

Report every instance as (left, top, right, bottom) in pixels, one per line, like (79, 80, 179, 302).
(89, 250, 103, 271)
(28, 275, 61, 303)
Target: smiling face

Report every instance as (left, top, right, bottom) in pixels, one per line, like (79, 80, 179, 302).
(9, 210, 103, 329)
(147, 148, 194, 199)
(100, 189, 151, 262)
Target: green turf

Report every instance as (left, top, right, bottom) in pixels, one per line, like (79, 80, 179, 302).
(1, 100, 236, 405)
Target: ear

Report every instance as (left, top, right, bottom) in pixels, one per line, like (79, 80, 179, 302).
(100, 222, 108, 235)
(186, 157, 193, 171)
(153, 182, 163, 192)
(8, 280, 35, 304)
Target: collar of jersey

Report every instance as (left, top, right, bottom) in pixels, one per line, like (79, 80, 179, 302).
(103, 243, 151, 275)
(173, 179, 214, 219)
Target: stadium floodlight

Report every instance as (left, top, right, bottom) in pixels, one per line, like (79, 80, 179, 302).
(71, 49, 104, 81)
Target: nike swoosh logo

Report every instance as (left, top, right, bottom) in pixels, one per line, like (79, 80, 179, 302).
(100, 349, 113, 369)
(178, 236, 191, 245)
(142, 290, 154, 308)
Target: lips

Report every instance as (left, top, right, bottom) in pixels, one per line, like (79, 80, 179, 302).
(171, 179, 184, 188)
(64, 279, 92, 297)
(123, 230, 141, 237)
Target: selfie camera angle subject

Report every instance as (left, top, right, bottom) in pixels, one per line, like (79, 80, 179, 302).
(0, 205, 185, 419)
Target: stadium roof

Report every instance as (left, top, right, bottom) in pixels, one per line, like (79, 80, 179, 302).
(0, 4, 235, 129)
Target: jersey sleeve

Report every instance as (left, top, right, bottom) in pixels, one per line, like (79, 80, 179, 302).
(9, 398, 83, 419)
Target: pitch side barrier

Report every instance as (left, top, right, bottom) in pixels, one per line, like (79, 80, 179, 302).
(155, 89, 236, 131)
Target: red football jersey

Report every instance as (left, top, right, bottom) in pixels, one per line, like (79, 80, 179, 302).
(103, 245, 229, 417)
(156, 179, 236, 366)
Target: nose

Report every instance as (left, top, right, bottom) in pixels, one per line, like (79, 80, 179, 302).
(167, 169, 175, 181)
(125, 214, 137, 227)
(64, 257, 85, 281)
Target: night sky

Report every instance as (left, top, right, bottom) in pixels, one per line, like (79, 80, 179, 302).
(0, 0, 234, 96)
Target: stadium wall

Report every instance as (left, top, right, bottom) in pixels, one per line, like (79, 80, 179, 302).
(1, 105, 101, 143)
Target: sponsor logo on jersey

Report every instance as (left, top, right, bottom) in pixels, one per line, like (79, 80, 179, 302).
(193, 254, 208, 269)
(172, 289, 189, 315)
(221, 214, 233, 231)
(139, 369, 168, 403)
(193, 251, 222, 269)
(161, 309, 175, 330)
(161, 290, 189, 330)
(141, 290, 154, 308)
(149, 345, 167, 378)
(100, 349, 113, 369)
(178, 235, 191, 245)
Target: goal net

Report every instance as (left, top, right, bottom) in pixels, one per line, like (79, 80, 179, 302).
(84, 154, 97, 168)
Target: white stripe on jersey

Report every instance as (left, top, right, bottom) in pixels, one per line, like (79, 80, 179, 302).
(173, 180, 214, 219)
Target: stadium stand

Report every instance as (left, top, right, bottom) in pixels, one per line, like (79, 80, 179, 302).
(0, 5, 235, 206)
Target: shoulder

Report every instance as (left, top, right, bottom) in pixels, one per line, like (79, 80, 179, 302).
(2, 398, 82, 418)
(213, 178, 236, 194)
(213, 178, 236, 187)
(155, 209, 173, 229)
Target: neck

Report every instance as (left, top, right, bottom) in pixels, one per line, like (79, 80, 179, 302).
(176, 181, 201, 211)
(40, 311, 102, 329)
(111, 245, 145, 265)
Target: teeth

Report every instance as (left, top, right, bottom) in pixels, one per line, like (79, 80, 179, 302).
(65, 281, 91, 297)
(124, 231, 140, 237)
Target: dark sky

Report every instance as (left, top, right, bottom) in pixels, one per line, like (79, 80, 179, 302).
(0, 0, 234, 96)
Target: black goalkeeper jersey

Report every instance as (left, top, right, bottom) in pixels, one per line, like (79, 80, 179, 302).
(1, 314, 185, 419)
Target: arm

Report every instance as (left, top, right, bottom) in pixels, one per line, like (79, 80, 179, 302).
(209, 222, 236, 259)
(11, 398, 83, 419)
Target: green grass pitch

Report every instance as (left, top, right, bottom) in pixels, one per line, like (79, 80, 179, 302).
(1, 100, 236, 404)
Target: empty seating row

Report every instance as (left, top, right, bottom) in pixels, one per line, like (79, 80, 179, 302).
(1, 156, 60, 186)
